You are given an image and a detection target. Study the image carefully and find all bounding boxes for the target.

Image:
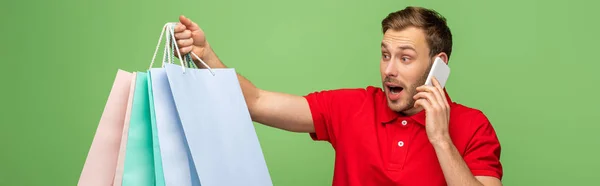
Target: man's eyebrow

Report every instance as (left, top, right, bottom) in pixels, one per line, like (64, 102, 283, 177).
(398, 45, 416, 51)
(381, 43, 416, 52)
(381, 42, 388, 49)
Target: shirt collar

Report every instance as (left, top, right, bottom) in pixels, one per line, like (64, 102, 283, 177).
(378, 88, 453, 126)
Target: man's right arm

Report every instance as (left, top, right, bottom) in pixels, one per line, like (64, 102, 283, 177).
(175, 16, 315, 133)
(207, 50, 315, 133)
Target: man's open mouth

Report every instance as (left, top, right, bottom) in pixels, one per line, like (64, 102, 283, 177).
(388, 86, 403, 94)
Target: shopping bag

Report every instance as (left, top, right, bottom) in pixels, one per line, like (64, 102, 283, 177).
(78, 70, 133, 186)
(147, 72, 166, 186)
(132, 22, 201, 186)
(165, 63, 273, 186)
(122, 72, 156, 186)
(149, 68, 200, 186)
(113, 72, 137, 186)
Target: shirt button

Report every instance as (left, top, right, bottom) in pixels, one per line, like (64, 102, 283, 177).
(401, 120, 408, 126)
(397, 141, 404, 147)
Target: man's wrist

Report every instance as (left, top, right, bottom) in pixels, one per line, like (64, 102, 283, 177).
(194, 44, 224, 68)
(429, 134, 453, 149)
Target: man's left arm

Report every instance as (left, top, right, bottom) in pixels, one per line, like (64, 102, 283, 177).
(414, 77, 502, 186)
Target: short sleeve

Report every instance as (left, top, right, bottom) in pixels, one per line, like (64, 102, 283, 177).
(463, 112, 504, 180)
(303, 88, 369, 147)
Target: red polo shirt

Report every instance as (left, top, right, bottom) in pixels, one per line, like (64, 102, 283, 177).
(304, 86, 502, 186)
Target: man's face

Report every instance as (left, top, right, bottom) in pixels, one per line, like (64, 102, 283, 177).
(380, 27, 434, 113)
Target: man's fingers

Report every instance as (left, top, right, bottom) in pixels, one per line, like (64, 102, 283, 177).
(414, 99, 432, 112)
(413, 92, 436, 109)
(416, 85, 436, 93)
(179, 46, 192, 54)
(177, 38, 194, 48)
(174, 23, 187, 33)
(187, 19, 201, 31)
(416, 86, 443, 106)
(430, 77, 449, 108)
(413, 92, 435, 103)
(179, 15, 200, 31)
(179, 15, 191, 26)
(174, 30, 192, 39)
(414, 90, 445, 112)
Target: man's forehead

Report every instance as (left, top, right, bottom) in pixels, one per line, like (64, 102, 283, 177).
(381, 27, 427, 47)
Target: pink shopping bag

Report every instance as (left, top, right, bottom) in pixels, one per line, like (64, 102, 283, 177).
(78, 70, 134, 186)
(113, 72, 137, 186)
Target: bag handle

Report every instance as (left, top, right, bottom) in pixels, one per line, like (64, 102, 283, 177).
(149, 23, 178, 69)
(149, 22, 215, 76)
(163, 24, 172, 67)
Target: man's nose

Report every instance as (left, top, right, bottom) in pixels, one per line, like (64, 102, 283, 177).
(384, 60, 398, 77)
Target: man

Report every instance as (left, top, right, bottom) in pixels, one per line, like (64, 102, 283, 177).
(173, 6, 503, 186)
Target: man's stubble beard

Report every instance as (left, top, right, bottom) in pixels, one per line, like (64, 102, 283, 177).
(393, 59, 433, 114)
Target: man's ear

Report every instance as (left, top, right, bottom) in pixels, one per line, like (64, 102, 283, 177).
(437, 53, 449, 64)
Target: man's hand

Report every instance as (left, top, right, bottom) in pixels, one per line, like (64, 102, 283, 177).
(173, 15, 219, 68)
(413, 77, 451, 145)
(413, 77, 502, 186)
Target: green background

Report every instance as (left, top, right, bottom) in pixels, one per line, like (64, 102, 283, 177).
(1, 0, 599, 185)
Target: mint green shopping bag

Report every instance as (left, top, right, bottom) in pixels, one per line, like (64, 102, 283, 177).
(122, 72, 156, 186)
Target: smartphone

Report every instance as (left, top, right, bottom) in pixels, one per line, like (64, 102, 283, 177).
(424, 57, 451, 88)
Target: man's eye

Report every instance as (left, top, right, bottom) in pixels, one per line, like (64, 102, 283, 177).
(382, 54, 390, 59)
(401, 57, 410, 62)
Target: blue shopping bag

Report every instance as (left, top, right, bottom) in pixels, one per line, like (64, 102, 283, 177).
(147, 72, 166, 186)
(132, 21, 201, 186)
(149, 68, 200, 186)
(164, 63, 273, 186)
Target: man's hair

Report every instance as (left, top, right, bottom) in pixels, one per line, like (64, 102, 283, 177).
(381, 6, 453, 59)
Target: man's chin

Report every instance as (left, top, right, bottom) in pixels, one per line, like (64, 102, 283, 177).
(386, 99, 408, 112)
